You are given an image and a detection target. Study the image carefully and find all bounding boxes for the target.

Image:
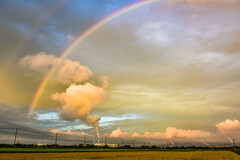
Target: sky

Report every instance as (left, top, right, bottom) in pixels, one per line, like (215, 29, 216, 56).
(0, 0, 240, 146)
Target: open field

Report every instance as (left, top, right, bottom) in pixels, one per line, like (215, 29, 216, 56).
(0, 148, 239, 153)
(0, 151, 239, 160)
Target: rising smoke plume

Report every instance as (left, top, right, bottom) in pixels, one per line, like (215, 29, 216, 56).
(170, 139, 175, 147)
(52, 83, 107, 140)
(201, 140, 210, 146)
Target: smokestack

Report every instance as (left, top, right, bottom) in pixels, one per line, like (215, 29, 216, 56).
(233, 139, 235, 150)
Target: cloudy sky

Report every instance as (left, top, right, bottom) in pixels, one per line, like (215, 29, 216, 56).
(0, 0, 240, 145)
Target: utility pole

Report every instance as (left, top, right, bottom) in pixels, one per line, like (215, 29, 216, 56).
(133, 140, 135, 148)
(83, 135, 86, 148)
(142, 141, 144, 146)
(55, 133, 58, 146)
(83, 135, 86, 145)
(122, 139, 123, 147)
(14, 128, 18, 145)
(104, 137, 107, 145)
(233, 139, 235, 150)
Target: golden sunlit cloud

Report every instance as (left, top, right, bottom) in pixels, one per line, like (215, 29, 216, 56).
(216, 119, 240, 135)
(19, 52, 93, 84)
(110, 128, 129, 138)
(52, 83, 107, 139)
(51, 129, 89, 136)
(110, 127, 211, 139)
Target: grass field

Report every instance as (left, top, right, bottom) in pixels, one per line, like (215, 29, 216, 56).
(0, 151, 239, 160)
(0, 148, 238, 153)
(0, 150, 239, 160)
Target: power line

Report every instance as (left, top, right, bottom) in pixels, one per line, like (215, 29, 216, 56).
(0, 128, 54, 135)
(0, 128, 18, 130)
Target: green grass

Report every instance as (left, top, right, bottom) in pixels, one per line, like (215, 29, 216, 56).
(0, 148, 238, 153)
(233, 149, 240, 155)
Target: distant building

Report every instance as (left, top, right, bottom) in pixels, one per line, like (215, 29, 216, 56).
(94, 143, 119, 148)
(107, 144, 119, 148)
(94, 143, 105, 147)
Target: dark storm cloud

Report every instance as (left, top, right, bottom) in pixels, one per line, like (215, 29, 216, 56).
(0, 101, 55, 141)
(0, 102, 88, 142)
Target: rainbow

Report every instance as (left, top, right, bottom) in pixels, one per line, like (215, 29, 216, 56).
(28, 0, 164, 115)
(0, 0, 69, 84)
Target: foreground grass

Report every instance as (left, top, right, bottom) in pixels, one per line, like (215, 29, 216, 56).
(0, 151, 239, 160)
